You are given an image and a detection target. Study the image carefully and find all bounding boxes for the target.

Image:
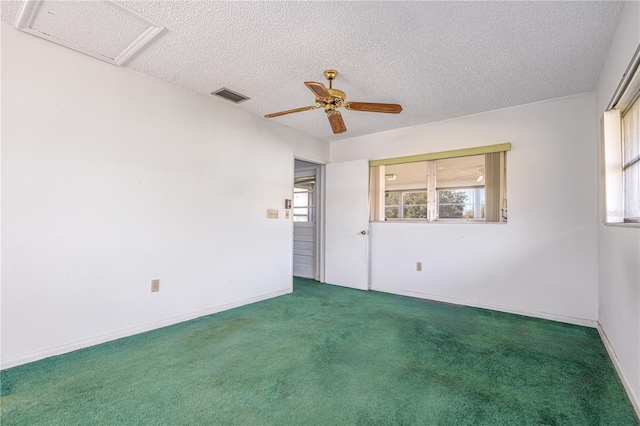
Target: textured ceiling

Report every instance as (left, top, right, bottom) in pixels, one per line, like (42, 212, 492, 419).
(1, 1, 624, 142)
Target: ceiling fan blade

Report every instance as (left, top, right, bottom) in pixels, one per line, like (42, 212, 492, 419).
(327, 111, 347, 134)
(345, 102, 403, 114)
(304, 81, 332, 100)
(264, 106, 317, 118)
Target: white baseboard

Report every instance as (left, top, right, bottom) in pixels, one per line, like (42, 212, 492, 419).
(371, 286, 597, 328)
(0, 288, 291, 370)
(597, 324, 640, 420)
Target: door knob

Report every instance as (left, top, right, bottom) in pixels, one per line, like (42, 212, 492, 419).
(361, 230, 368, 235)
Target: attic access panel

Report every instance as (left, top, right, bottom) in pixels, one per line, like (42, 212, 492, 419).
(16, 0, 164, 66)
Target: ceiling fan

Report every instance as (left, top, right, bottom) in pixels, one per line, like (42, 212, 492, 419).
(264, 70, 402, 134)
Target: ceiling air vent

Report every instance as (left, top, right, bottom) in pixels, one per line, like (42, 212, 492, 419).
(211, 88, 250, 103)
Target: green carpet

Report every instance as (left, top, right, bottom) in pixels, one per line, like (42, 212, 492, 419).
(1, 278, 638, 425)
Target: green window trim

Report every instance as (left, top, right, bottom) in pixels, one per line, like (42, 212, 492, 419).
(369, 143, 511, 167)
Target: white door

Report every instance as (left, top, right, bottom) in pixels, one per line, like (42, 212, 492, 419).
(293, 222, 315, 278)
(325, 159, 370, 290)
(292, 166, 318, 279)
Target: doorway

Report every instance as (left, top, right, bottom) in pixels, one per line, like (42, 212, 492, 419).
(293, 159, 324, 281)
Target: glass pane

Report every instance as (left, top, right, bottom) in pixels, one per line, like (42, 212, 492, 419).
(403, 191, 427, 205)
(624, 163, 640, 220)
(293, 208, 308, 216)
(622, 98, 639, 165)
(402, 191, 428, 219)
(462, 202, 486, 219)
(462, 188, 486, 219)
(438, 189, 469, 218)
(403, 205, 427, 219)
(384, 162, 428, 191)
(294, 192, 310, 208)
(436, 155, 485, 189)
(385, 206, 399, 219)
(293, 216, 308, 222)
(385, 192, 399, 220)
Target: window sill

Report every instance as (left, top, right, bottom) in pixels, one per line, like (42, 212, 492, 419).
(604, 222, 640, 228)
(372, 220, 507, 224)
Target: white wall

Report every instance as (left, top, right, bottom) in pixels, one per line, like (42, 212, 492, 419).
(0, 23, 329, 368)
(331, 93, 599, 326)
(595, 0, 640, 412)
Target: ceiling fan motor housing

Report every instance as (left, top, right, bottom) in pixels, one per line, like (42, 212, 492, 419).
(320, 89, 346, 111)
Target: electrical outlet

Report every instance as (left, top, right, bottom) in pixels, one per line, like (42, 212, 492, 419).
(416, 262, 422, 272)
(151, 279, 160, 292)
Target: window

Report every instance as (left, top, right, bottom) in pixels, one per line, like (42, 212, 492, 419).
(384, 191, 399, 218)
(385, 191, 428, 219)
(438, 188, 485, 219)
(369, 144, 509, 223)
(293, 177, 315, 222)
(604, 48, 640, 224)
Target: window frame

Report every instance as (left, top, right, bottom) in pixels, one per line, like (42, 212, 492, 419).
(603, 45, 640, 226)
(621, 92, 640, 223)
(436, 186, 486, 222)
(293, 177, 316, 222)
(385, 189, 429, 221)
(370, 145, 509, 224)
